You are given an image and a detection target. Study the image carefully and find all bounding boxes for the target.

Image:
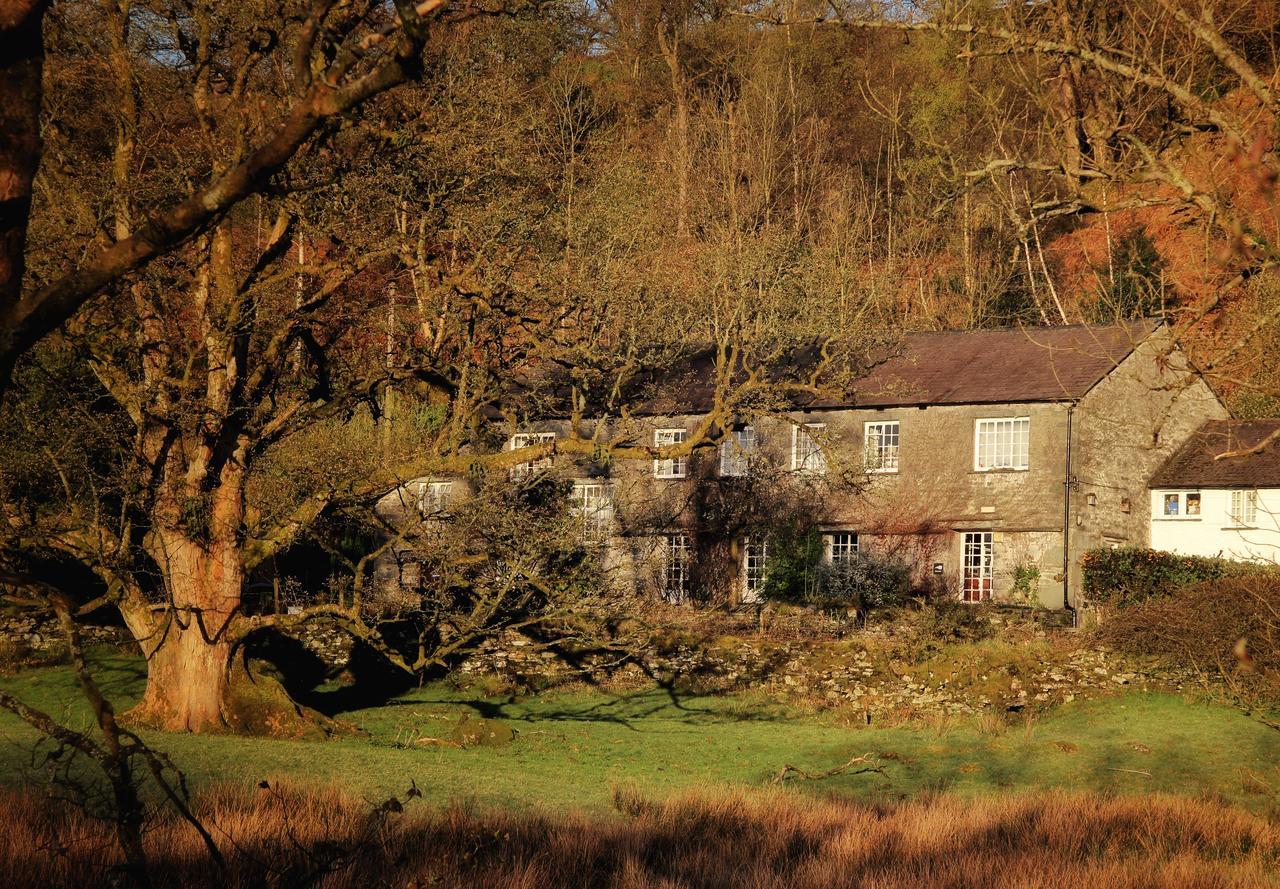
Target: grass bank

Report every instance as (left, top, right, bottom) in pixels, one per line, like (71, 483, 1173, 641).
(1, 651, 1278, 813)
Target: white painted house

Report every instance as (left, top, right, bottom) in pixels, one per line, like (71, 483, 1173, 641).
(1149, 419, 1280, 564)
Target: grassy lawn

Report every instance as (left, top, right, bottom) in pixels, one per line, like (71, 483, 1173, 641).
(1, 650, 1277, 814)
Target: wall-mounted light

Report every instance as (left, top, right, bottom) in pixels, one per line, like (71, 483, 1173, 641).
(1086, 493, 1097, 507)
(1120, 497, 1131, 514)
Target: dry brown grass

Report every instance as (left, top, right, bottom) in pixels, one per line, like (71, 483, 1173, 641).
(3, 782, 1280, 888)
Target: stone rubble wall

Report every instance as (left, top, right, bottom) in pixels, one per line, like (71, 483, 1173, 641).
(448, 632, 1190, 717)
(282, 607, 1193, 718)
(0, 612, 135, 663)
(1, 608, 1195, 720)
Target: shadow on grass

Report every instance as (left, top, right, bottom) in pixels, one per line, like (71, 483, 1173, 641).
(295, 643, 799, 730)
(367, 674, 814, 731)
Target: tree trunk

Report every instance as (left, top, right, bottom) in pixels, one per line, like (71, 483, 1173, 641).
(0, 0, 47, 394)
(659, 28, 690, 239)
(127, 534, 241, 732)
(130, 613, 234, 733)
(126, 531, 337, 737)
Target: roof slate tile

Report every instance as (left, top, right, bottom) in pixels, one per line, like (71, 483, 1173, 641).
(1149, 419, 1280, 488)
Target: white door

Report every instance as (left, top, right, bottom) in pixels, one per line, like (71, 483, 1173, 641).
(742, 539, 768, 604)
(962, 532, 994, 603)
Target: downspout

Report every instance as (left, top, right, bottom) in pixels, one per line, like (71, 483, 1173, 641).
(1062, 401, 1077, 625)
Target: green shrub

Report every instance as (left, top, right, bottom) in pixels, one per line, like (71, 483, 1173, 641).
(811, 552, 911, 614)
(761, 532, 825, 605)
(1081, 546, 1274, 607)
(1010, 563, 1041, 605)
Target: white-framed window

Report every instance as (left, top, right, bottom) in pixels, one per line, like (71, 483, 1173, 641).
(791, 422, 828, 473)
(961, 531, 994, 603)
(662, 532, 690, 603)
(415, 480, 453, 516)
(825, 531, 859, 563)
(654, 428, 688, 479)
(742, 538, 768, 604)
(1157, 490, 1202, 519)
(509, 432, 556, 480)
(719, 426, 758, 477)
(863, 421, 900, 473)
(1228, 489, 1259, 527)
(974, 417, 1030, 471)
(572, 481, 613, 542)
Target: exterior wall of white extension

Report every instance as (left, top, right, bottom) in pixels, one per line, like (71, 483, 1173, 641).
(1146, 418, 1280, 566)
(1149, 488, 1280, 563)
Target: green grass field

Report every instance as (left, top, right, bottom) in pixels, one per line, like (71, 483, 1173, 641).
(1, 651, 1277, 814)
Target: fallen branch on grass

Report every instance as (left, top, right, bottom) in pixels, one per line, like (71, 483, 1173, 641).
(1107, 768, 1153, 778)
(771, 753, 882, 784)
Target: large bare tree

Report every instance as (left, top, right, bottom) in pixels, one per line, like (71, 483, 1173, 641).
(0, 0, 498, 396)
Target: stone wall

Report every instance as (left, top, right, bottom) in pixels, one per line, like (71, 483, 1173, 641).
(1072, 327, 1228, 604)
(0, 612, 135, 666)
(0, 607, 1195, 722)
(443, 627, 1189, 719)
(417, 607, 1184, 719)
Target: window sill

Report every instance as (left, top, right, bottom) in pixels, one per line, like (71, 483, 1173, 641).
(654, 474, 687, 481)
(972, 467, 1030, 474)
(866, 468, 899, 475)
(1152, 517, 1202, 522)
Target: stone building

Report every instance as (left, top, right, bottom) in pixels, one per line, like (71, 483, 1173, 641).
(377, 319, 1226, 611)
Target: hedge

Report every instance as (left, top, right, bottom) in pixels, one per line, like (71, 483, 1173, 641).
(1081, 546, 1276, 607)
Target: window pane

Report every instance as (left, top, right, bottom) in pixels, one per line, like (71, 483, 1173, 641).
(828, 532, 858, 562)
(510, 432, 555, 480)
(865, 422, 899, 472)
(742, 538, 769, 603)
(795, 424, 827, 472)
(962, 532, 994, 603)
(574, 482, 612, 541)
(656, 429, 688, 478)
(663, 533, 688, 602)
(976, 418, 1029, 470)
(721, 426, 755, 477)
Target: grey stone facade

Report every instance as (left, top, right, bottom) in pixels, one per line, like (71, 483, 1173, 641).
(376, 323, 1227, 610)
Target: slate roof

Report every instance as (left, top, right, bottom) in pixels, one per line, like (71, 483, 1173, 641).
(850, 318, 1160, 408)
(633, 319, 1159, 414)
(503, 319, 1162, 419)
(1149, 419, 1280, 488)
